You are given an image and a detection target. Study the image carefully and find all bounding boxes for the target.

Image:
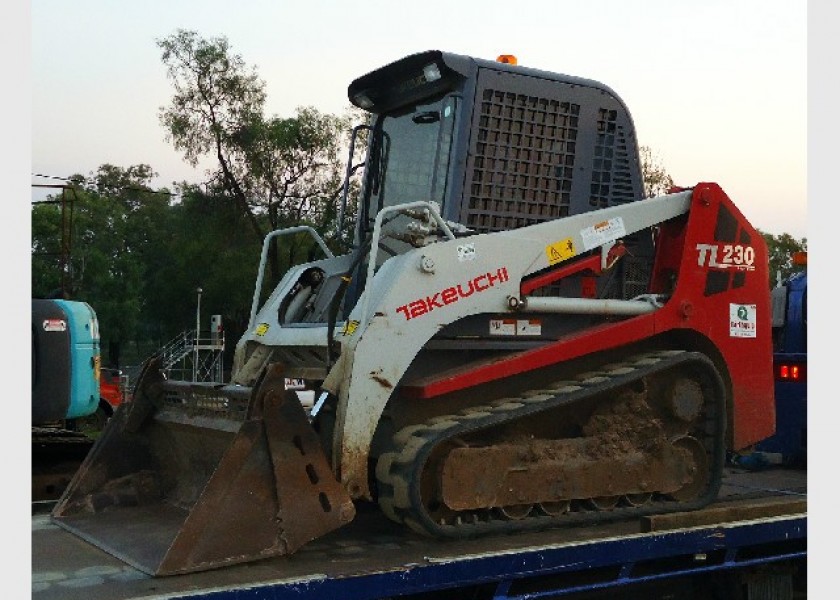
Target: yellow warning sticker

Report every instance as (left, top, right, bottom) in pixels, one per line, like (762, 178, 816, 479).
(342, 320, 360, 336)
(545, 238, 576, 265)
(255, 323, 270, 336)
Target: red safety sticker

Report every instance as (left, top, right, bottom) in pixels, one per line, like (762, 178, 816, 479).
(43, 319, 67, 332)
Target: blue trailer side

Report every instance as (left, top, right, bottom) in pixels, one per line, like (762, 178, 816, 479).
(167, 515, 806, 600)
(756, 265, 807, 464)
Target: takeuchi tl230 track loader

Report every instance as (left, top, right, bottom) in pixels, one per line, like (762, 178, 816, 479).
(52, 51, 775, 576)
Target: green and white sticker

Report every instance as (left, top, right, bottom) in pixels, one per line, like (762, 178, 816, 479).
(729, 304, 757, 338)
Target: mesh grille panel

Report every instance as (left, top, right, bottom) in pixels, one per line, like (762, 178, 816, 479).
(467, 89, 579, 233)
(622, 257, 651, 299)
(598, 256, 651, 300)
(590, 108, 637, 207)
(163, 387, 249, 421)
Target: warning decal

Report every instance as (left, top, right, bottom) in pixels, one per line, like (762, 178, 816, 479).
(729, 304, 757, 338)
(255, 323, 270, 336)
(490, 319, 542, 336)
(490, 319, 517, 336)
(516, 319, 542, 336)
(545, 238, 576, 266)
(581, 217, 627, 251)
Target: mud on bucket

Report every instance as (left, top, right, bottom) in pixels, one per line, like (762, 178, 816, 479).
(50, 360, 355, 576)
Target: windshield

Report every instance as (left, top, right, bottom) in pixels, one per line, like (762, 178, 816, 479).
(361, 94, 458, 231)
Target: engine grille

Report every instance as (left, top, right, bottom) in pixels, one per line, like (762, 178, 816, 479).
(590, 108, 637, 208)
(467, 89, 578, 233)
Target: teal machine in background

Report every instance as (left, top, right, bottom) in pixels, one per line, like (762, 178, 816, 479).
(32, 299, 101, 424)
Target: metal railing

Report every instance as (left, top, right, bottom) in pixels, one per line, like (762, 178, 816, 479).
(124, 330, 226, 389)
(164, 329, 226, 383)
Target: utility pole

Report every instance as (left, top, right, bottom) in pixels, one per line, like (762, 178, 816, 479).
(31, 184, 77, 299)
(194, 287, 202, 381)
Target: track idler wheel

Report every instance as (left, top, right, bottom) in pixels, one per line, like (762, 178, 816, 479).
(538, 501, 571, 517)
(498, 504, 534, 520)
(666, 435, 710, 502)
(624, 493, 653, 507)
(587, 496, 621, 511)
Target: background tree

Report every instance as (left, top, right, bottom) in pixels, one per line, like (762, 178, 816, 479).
(142, 184, 261, 358)
(640, 145, 675, 197)
(32, 32, 369, 374)
(31, 165, 173, 368)
(31, 199, 65, 297)
(157, 29, 266, 244)
(157, 31, 358, 280)
(233, 108, 346, 227)
(760, 231, 807, 286)
(157, 28, 370, 320)
(226, 106, 354, 280)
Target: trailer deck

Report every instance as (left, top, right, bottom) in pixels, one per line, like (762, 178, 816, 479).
(31, 465, 806, 599)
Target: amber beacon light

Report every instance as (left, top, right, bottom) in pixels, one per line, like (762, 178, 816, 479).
(496, 54, 518, 65)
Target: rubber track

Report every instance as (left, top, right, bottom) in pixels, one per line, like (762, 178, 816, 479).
(376, 349, 726, 538)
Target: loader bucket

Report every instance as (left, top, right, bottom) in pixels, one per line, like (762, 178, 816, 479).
(51, 359, 355, 576)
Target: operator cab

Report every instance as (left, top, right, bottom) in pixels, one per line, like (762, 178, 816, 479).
(341, 50, 651, 315)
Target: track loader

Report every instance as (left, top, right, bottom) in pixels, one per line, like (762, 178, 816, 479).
(52, 51, 776, 576)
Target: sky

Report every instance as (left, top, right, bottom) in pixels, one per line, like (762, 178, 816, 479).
(25, 0, 810, 239)
(7, 0, 837, 588)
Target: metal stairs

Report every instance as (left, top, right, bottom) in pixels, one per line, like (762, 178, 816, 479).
(123, 329, 226, 389)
